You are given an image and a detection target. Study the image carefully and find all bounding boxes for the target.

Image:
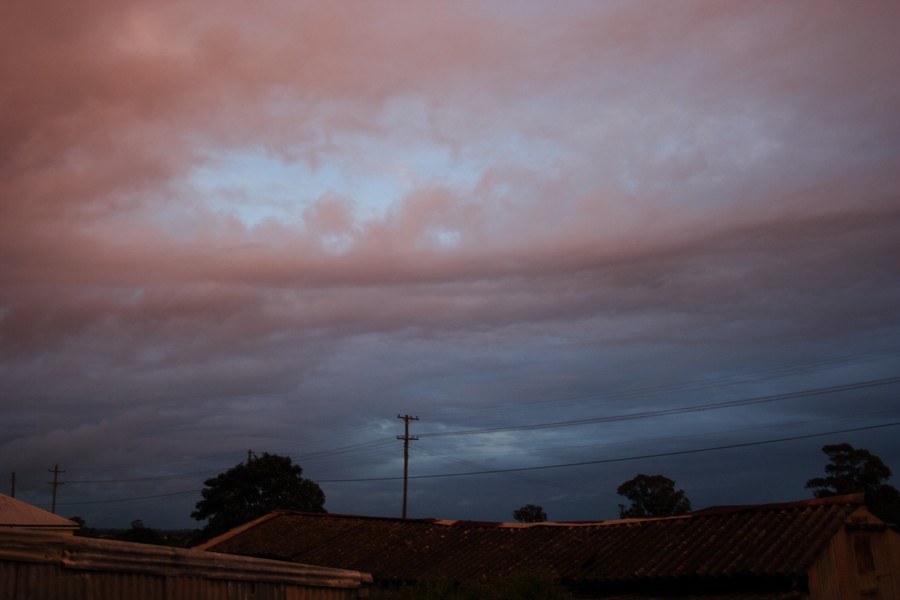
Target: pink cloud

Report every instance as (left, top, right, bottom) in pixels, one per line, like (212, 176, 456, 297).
(1, 3, 899, 523)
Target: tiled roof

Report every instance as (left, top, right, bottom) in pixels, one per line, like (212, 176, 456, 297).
(200, 494, 864, 586)
(0, 493, 78, 529)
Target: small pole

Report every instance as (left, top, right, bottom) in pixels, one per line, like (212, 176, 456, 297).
(397, 414, 419, 519)
(10, 472, 15, 498)
(48, 464, 65, 513)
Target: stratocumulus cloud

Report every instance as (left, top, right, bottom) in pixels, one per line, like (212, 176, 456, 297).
(1, 0, 899, 528)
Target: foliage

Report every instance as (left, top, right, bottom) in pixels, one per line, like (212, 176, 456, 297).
(369, 571, 572, 600)
(70, 516, 100, 539)
(113, 519, 167, 545)
(192, 452, 326, 539)
(806, 443, 900, 524)
(616, 473, 692, 518)
(513, 503, 547, 523)
(71, 516, 198, 546)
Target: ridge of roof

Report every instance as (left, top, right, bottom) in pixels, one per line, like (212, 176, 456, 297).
(252, 493, 865, 531)
(261, 511, 605, 528)
(688, 493, 865, 517)
(194, 512, 281, 551)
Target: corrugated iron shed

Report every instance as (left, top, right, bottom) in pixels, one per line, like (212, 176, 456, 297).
(0, 529, 372, 600)
(0, 493, 78, 533)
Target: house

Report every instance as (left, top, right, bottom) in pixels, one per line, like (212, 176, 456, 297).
(0, 528, 372, 599)
(0, 492, 79, 535)
(198, 494, 900, 599)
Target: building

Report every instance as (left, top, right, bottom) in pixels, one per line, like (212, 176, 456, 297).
(199, 494, 900, 599)
(0, 528, 371, 599)
(0, 492, 79, 535)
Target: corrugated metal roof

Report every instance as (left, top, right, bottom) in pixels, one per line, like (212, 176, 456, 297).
(1, 529, 372, 600)
(0, 493, 78, 529)
(200, 494, 865, 586)
(0, 528, 372, 588)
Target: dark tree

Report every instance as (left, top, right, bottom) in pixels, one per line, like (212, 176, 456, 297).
(806, 443, 900, 524)
(617, 474, 692, 518)
(69, 516, 99, 538)
(114, 519, 166, 545)
(513, 503, 547, 523)
(192, 452, 326, 539)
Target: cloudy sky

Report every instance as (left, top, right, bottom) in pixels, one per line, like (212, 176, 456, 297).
(2, 1, 899, 530)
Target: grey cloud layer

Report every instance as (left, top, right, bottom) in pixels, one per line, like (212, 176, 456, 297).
(2, 0, 899, 526)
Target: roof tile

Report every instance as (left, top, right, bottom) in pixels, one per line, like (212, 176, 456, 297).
(201, 494, 864, 585)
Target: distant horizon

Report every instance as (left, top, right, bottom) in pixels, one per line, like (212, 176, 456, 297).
(16, 406, 900, 529)
(34, 485, 878, 533)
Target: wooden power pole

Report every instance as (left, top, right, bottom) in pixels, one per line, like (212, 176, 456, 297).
(397, 414, 419, 519)
(48, 464, 65, 514)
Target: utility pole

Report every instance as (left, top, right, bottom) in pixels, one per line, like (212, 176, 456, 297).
(397, 414, 419, 519)
(48, 464, 65, 514)
(10, 472, 15, 498)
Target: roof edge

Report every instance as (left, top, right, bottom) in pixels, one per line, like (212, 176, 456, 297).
(194, 512, 281, 551)
(2, 529, 371, 587)
(690, 493, 865, 517)
(202, 494, 868, 540)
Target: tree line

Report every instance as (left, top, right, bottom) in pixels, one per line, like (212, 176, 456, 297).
(71, 442, 900, 545)
(514, 443, 900, 524)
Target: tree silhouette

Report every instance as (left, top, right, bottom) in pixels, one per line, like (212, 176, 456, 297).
(806, 443, 900, 524)
(513, 503, 547, 523)
(114, 519, 166, 545)
(192, 452, 326, 540)
(616, 474, 691, 518)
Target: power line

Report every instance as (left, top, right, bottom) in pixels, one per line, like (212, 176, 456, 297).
(517, 407, 900, 457)
(63, 439, 397, 486)
(66, 469, 224, 485)
(415, 445, 595, 495)
(424, 346, 900, 416)
(45, 420, 900, 506)
(37, 355, 900, 511)
(318, 421, 900, 483)
(54, 375, 900, 490)
(295, 438, 397, 461)
(56, 488, 201, 507)
(47, 464, 65, 513)
(49, 348, 900, 487)
(419, 376, 900, 438)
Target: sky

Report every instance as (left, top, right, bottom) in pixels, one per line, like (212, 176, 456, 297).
(2, 0, 900, 530)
